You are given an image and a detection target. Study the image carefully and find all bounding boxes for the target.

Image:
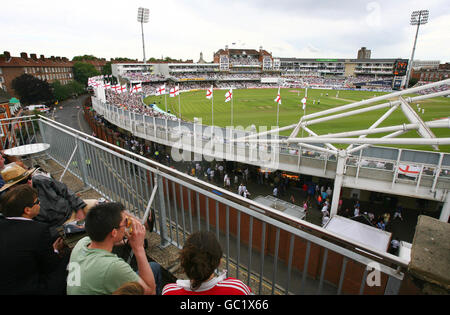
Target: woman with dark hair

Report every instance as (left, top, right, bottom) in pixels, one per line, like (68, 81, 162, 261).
(162, 231, 252, 295)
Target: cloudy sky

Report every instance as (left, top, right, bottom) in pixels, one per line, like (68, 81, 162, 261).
(2, 0, 450, 62)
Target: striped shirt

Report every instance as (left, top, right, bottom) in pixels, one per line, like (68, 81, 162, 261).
(162, 272, 252, 295)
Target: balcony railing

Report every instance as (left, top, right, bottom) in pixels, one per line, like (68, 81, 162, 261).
(0, 115, 420, 294)
(90, 97, 450, 198)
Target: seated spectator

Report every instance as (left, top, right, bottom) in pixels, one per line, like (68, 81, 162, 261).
(162, 231, 252, 295)
(0, 184, 69, 295)
(67, 202, 162, 295)
(0, 163, 98, 240)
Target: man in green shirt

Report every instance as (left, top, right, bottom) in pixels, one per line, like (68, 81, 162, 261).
(67, 202, 161, 295)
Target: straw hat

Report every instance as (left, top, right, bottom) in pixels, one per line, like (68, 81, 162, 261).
(0, 163, 37, 192)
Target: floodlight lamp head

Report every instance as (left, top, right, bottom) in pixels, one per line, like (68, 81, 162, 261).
(137, 7, 149, 23)
(410, 9, 429, 25)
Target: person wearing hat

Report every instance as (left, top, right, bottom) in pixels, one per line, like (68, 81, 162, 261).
(0, 163, 97, 240)
(0, 184, 69, 295)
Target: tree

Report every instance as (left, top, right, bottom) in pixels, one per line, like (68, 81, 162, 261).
(72, 55, 99, 61)
(408, 77, 419, 88)
(11, 74, 53, 105)
(73, 62, 100, 86)
(51, 80, 68, 101)
(102, 62, 112, 76)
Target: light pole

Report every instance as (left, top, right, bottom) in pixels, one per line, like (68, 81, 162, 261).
(137, 7, 149, 64)
(405, 9, 429, 89)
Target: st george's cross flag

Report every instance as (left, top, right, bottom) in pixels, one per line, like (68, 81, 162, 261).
(169, 85, 180, 97)
(111, 84, 119, 93)
(117, 84, 128, 94)
(206, 86, 213, 100)
(301, 97, 307, 110)
(131, 83, 142, 94)
(274, 87, 281, 105)
(169, 86, 179, 97)
(225, 89, 233, 103)
(156, 84, 166, 96)
(398, 164, 421, 177)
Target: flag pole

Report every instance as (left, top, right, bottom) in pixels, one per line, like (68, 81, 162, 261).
(165, 92, 167, 113)
(178, 85, 181, 119)
(302, 86, 308, 138)
(211, 87, 214, 126)
(277, 86, 280, 127)
(231, 89, 234, 127)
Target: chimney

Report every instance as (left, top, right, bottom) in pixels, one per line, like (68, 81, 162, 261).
(56, 56, 61, 61)
(20, 52, 28, 60)
(62, 57, 68, 62)
(3, 51, 11, 60)
(50, 56, 55, 61)
(40, 54, 45, 60)
(30, 53, 37, 60)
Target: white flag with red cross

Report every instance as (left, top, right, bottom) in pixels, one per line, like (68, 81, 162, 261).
(156, 85, 166, 96)
(398, 164, 421, 177)
(274, 87, 281, 105)
(131, 83, 142, 94)
(225, 89, 233, 103)
(206, 86, 213, 100)
(117, 84, 128, 94)
(301, 97, 307, 110)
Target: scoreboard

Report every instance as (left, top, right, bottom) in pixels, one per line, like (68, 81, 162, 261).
(393, 60, 408, 76)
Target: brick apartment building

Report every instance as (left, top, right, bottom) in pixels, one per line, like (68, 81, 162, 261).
(0, 51, 75, 97)
(411, 63, 450, 82)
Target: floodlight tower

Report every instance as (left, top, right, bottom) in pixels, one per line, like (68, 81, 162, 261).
(137, 7, 149, 64)
(405, 9, 429, 89)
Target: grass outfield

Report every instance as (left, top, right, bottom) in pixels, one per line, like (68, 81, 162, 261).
(144, 88, 450, 153)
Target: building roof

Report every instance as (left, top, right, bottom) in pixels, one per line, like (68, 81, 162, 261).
(214, 48, 272, 57)
(0, 53, 73, 68)
(279, 57, 408, 63)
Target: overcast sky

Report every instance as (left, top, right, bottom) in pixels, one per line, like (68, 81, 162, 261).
(2, 0, 449, 62)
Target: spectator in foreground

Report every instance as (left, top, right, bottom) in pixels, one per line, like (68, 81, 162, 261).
(0, 163, 98, 240)
(67, 202, 162, 295)
(0, 184, 69, 295)
(162, 231, 252, 295)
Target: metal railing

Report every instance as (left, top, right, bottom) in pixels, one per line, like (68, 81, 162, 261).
(1, 115, 411, 294)
(91, 97, 450, 200)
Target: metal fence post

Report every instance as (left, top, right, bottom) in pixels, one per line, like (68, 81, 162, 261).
(384, 274, 403, 295)
(76, 138, 90, 188)
(156, 173, 170, 248)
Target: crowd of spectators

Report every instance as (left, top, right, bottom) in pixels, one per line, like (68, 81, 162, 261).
(280, 75, 394, 90)
(122, 72, 165, 82)
(414, 81, 450, 95)
(230, 56, 261, 66)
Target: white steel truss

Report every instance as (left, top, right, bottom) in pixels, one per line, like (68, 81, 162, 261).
(234, 79, 450, 155)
